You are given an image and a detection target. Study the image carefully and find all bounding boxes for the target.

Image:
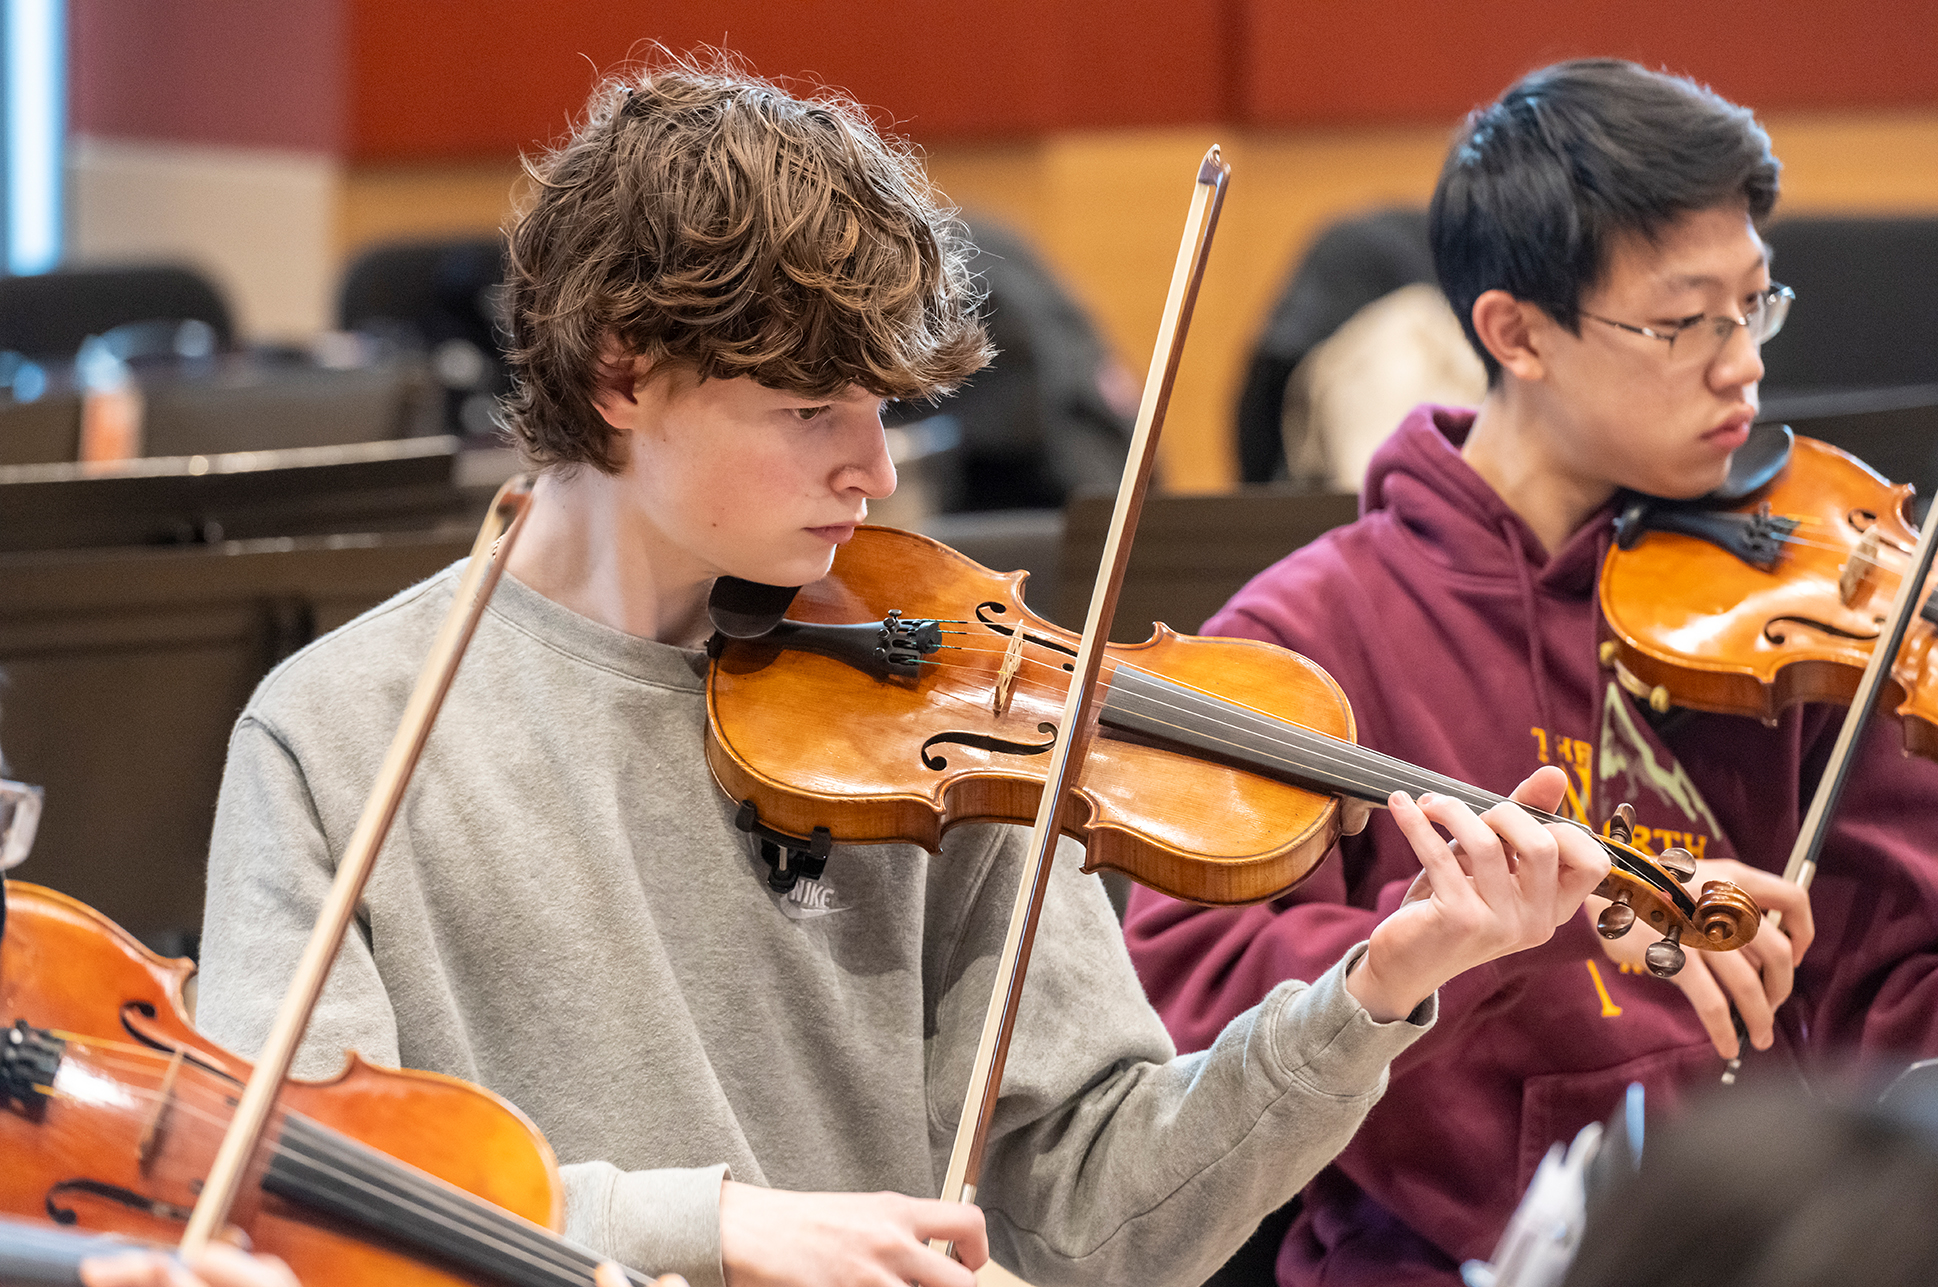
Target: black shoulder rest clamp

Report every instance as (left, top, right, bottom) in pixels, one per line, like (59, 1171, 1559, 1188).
(704, 574, 942, 674)
(1611, 423, 1797, 571)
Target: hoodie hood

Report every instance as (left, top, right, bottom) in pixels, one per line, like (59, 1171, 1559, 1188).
(1362, 405, 1611, 600)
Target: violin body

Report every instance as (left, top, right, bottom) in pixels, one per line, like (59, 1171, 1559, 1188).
(708, 525, 1762, 958)
(1599, 435, 1938, 759)
(707, 526, 1354, 906)
(0, 881, 563, 1285)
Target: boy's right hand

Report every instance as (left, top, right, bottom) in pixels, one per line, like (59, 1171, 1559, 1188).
(719, 1181, 987, 1287)
(1589, 857, 1814, 1059)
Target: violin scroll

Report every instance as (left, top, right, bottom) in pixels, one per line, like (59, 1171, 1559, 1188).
(1694, 879, 1762, 948)
(1591, 833, 1760, 977)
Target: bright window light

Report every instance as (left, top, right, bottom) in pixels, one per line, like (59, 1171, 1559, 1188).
(5, 0, 65, 275)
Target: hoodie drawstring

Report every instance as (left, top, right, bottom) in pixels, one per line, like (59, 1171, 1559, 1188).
(1500, 519, 1558, 741)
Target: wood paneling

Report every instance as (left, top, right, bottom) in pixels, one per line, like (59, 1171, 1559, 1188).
(1238, 0, 1938, 125)
(342, 0, 1232, 161)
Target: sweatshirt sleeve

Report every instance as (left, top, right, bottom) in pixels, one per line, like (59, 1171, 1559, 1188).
(1121, 830, 1603, 1065)
(197, 715, 403, 1077)
(932, 831, 1431, 1287)
(560, 1163, 728, 1287)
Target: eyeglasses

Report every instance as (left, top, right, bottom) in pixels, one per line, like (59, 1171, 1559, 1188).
(0, 778, 43, 871)
(1582, 283, 1794, 367)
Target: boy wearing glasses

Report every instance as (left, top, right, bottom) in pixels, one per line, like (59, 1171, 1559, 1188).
(1125, 59, 1938, 1287)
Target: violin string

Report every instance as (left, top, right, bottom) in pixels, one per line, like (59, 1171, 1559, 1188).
(904, 638, 1693, 901)
(907, 640, 1633, 855)
(1094, 670, 1680, 893)
(29, 1037, 624, 1286)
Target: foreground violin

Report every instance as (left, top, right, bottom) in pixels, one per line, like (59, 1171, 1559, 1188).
(706, 525, 1760, 970)
(1600, 425, 1938, 759)
(0, 881, 651, 1287)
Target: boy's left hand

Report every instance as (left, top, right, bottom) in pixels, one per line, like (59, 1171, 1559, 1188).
(1346, 765, 1610, 1022)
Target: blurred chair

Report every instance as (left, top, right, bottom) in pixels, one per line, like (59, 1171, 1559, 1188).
(1056, 487, 1360, 639)
(1761, 217, 1938, 393)
(0, 264, 234, 358)
(338, 237, 511, 440)
(890, 218, 1136, 514)
(1757, 216, 1938, 507)
(1236, 209, 1434, 483)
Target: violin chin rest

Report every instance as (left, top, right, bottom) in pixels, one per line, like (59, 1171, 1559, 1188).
(709, 577, 803, 639)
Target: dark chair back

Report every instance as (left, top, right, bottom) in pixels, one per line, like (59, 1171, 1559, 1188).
(0, 264, 234, 358)
(1762, 217, 1938, 393)
(1056, 488, 1360, 638)
(0, 532, 473, 953)
(338, 238, 511, 439)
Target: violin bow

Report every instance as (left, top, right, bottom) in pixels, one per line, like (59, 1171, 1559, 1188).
(931, 148, 1230, 1237)
(178, 475, 536, 1256)
(1721, 480, 1938, 1085)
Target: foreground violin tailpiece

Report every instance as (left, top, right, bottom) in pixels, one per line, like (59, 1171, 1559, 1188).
(705, 525, 1761, 966)
(0, 881, 662, 1287)
(1600, 428, 1938, 761)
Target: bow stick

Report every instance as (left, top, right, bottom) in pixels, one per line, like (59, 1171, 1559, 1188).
(179, 474, 536, 1255)
(1721, 483, 1938, 1084)
(931, 148, 1230, 1239)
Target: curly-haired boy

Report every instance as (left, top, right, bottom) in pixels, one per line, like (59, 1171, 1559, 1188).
(199, 60, 1604, 1287)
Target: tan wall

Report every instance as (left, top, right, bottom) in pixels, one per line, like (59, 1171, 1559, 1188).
(335, 111, 1938, 492)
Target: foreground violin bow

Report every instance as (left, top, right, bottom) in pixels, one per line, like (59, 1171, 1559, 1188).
(178, 475, 534, 1257)
(930, 147, 1231, 1236)
(1721, 476, 1938, 1085)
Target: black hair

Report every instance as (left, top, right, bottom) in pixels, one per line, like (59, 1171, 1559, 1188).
(1430, 59, 1781, 382)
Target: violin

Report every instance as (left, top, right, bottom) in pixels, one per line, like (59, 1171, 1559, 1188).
(1599, 425, 1938, 760)
(705, 524, 1760, 964)
(0, 880, 652, 1287)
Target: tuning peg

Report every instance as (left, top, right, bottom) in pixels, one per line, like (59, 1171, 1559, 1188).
(1645, 927, 1686, 978)
(1657, 846, 1697, 882)
(1608, 803, 1636, 845)
(1597, 889, 1636, 939)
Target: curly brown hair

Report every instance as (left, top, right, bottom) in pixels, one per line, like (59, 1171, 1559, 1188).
(501, 56, 992, 472)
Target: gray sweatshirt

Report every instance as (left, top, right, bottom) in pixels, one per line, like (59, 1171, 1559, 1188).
(197, 563, 1430, 1287)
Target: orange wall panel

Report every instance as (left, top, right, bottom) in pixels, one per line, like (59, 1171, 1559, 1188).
(344, 0, 1232, 161)
(1240, 0, 1938, 126)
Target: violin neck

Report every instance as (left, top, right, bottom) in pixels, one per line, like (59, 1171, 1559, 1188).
(264, 1112, 652, 1287)
(1101, 665, 1543, 823)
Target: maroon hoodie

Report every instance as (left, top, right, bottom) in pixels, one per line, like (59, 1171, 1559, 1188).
(1123, 406, 1938, 1286)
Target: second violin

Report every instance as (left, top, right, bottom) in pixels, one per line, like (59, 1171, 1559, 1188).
(1600, 425, 1938, 759)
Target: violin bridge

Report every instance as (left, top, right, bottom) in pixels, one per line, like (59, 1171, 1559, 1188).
(992, 626, 1026, 716)
(136, 1046, 187, 1171)
(1839, 528, 1882, 608)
